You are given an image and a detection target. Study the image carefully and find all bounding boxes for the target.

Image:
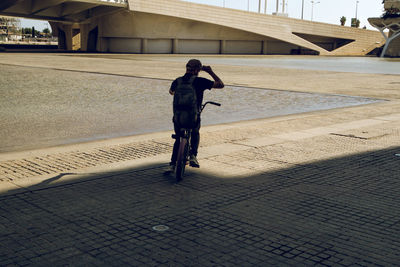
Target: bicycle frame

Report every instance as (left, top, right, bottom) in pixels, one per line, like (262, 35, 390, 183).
(173, 101, 221, 183)
(175, 128, 191, 182)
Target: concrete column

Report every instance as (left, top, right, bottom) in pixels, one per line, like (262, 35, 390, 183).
(382, 31, 400, 57)
(64, 24, 73, 51)
(80, 24, 89, 52)
(172, 38, 179, 54)
(262, 41, 268, 54)
(50, 22, 72, 51)
(332, 41, 337, 51)
(220, 40, 226, 54)
(141, 38, 148, 54)
(97, 18, 107, 52)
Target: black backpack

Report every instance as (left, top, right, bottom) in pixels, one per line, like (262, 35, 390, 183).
(173, 76, 199, 128)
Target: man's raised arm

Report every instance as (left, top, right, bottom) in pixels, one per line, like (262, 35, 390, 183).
(202, 66, 224, 89)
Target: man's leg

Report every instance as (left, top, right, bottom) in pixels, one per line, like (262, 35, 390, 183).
(190, 119, 201, 167)
(170, 121, 181, 166)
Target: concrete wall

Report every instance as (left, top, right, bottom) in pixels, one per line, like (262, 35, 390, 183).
(96, 11, 299, 54)
(100, 12, 265, 41)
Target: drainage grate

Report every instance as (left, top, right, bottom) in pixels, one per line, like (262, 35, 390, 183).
(0, 141, 172, 182)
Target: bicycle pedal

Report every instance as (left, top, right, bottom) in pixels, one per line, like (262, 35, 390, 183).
(189, 162, 200, 168)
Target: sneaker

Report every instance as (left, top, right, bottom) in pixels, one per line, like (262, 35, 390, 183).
(189, 155, 200, 168)
(170, 164, 176, 172)
(165, 164, 175, 174)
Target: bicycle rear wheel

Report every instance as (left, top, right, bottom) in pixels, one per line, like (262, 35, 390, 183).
(175, 137, 188, 182)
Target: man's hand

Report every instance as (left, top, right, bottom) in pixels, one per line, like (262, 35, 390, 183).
(201, 65, 213, 73)
(202, 65, 224, 89)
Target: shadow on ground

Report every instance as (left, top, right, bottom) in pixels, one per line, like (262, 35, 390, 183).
(0, 147, 399, 266)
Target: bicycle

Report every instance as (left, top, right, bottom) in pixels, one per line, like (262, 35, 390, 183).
(172, 101, 221, 182)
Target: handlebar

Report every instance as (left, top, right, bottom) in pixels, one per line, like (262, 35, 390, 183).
(201, 101, 221, 112)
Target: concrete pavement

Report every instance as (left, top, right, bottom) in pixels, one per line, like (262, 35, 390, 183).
(0, 53, 400, 266)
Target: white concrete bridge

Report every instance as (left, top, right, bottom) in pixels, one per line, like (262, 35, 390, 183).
(0, 0, 128, 22)
(0, 0, 385, 56)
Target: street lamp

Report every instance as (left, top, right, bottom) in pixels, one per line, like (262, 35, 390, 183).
(355, 0, 359, 19)
(301, 0, 305, 19)
(248, 0, 250, 11)
(264, 0, 267, 13)
(311, 0, 320, 21)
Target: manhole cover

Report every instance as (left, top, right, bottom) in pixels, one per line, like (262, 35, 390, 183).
(152, 225, 170, 232)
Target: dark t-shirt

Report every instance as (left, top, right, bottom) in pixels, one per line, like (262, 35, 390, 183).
(170, 73, 214, 110)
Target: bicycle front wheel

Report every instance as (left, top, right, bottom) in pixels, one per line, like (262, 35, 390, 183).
(175, 137, 188, 183)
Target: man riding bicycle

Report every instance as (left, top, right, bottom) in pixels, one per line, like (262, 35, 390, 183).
(169, 59, 224, 172)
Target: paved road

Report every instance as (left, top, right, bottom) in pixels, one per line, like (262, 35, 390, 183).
(162, 55, 400, 75)
(0, 64, 379, 153)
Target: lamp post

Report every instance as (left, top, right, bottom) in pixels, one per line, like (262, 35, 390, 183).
(264, 0, 267, 13)
(301, 0, 304, 19)
(248, 0, 250, 11)
(355, 0, 359, 19)
(311, 0, 320, 21)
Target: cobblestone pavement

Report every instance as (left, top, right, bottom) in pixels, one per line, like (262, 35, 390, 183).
(0, 145, 399, 266)
(1, 54, 400, 266)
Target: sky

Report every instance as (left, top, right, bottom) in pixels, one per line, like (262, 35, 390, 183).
(21, 0, 384, 31)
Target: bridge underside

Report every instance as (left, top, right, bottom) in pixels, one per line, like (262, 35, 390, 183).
(1, 0, 385, 56)
(0, 0, 127, 23)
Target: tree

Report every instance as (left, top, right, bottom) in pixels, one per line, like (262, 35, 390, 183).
(351, 18, 360, 28)
(340, 16, 346, 26)
(22, 27, 32, 35)
(43, 28, 50, 35)
(0, 16, 21, 35)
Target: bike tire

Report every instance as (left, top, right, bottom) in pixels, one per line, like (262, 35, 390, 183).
(175, 138, 188, 182)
